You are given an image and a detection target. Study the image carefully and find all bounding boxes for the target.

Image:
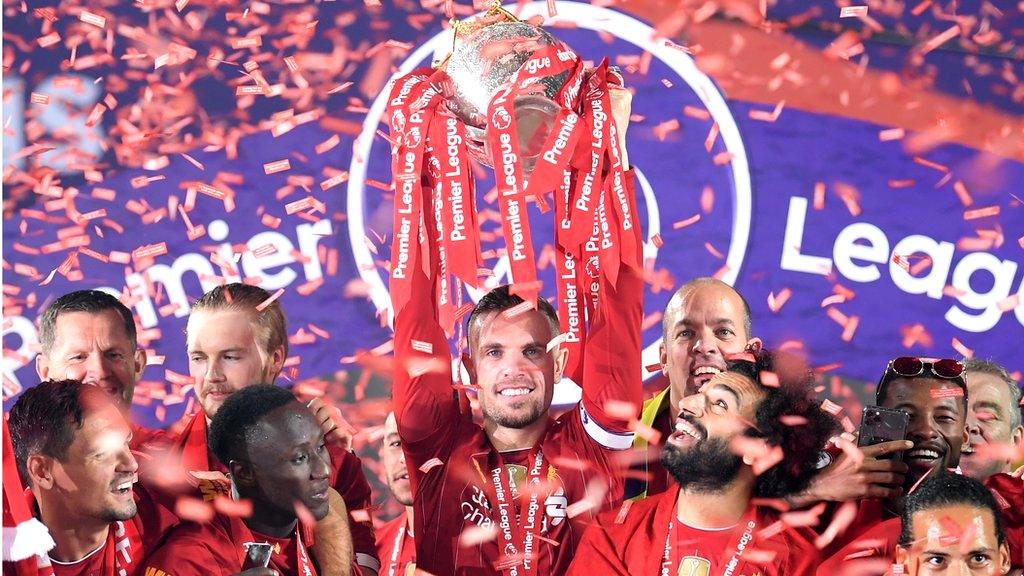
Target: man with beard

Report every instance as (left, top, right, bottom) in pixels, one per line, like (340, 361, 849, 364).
(374, 413, 415, 576)
(629, 278, 762, 498)
(630, 279, 910, 502)
(959, 359, 1023, 482)
(392, 88, 642, 576)
(161, 283, 378, 576)
(4, 380, 177, 576)
(818, 357, 971, 573)
(142, 385, 352, 576)
(566, 351, 836, 575)
(895, 473, 1014, 576)
(33, 290, 163, 450)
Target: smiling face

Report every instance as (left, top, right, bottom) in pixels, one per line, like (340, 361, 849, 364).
(38, 395, 139, 524)
(961, 372, 1024, 481)
(187, 309, 284, 418)
(36, 310, 145, 407)
(466, 309, 566, 430)
(881, 378, 968, 489)
(381, 412, 412, 506)
(899, 505, 1010, 576)
(660, 283, 759, 402)
(243, 403, 332, 522)
(661, 370, 766, 492)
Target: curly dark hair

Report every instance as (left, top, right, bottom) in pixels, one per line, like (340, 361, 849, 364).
(207, 384, 297, 465)
(729, 350, 839, 499)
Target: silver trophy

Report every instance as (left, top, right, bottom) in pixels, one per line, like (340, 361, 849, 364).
(438, 9, 573, 171)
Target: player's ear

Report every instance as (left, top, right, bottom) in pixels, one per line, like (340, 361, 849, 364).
(27, 454, 55, 490)
(462, 352, 476, 385)
(229, 460, 256, 489)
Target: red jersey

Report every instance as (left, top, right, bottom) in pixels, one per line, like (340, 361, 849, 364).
(986, 472, 1023, 572)
(375, 514, 415, 576)
(566, 485, 820, 576)
(161, 409, 379, 574)
(142, 512, 318, 576)
(817, 516, 899, 576)
(394, 173, 644, 576)
(2, 484, 177, 576)
(128, 422, 170, 453)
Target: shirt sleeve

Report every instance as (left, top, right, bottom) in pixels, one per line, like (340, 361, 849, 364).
(392, 259, 462, 472)
(141, 524, 239, 576)
(578, 169, 644, 448)
(327, 445, 379, 574)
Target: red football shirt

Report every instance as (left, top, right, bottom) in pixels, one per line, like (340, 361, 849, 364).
(393, 172, 644, 576)
(566, 485, 821, 576)
(142, 513, 318, 576)
(160, 407, 379, 574)
(375, 514, 415, 576)
(4, 484, 177, 576)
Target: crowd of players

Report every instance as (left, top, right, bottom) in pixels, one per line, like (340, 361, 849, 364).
(3, 94, 1023, 576)
(1, 273, 1021, 576)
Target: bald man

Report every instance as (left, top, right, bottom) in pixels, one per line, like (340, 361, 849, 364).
(628, 278, 761, 498)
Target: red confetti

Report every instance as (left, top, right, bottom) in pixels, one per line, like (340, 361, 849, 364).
(419, 457, 443, 473)
(951, 337, 973, 359)
(255, 288, 284, 311)
(672, 214, 701, 230)
(930, 387, 964, 399)
(767, 288, 792, 313)
(263, 159, 291, 174)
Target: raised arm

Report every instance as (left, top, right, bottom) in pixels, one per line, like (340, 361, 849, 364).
(392, 254, 461, 468)
(578, 86, 644, 447)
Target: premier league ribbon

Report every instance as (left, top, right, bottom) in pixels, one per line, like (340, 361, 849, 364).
(384, 10, 635, 377)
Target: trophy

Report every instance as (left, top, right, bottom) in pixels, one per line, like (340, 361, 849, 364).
(436, 6, 577, 172)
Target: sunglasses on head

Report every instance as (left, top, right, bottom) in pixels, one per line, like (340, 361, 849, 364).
(885, 356, 964, 380)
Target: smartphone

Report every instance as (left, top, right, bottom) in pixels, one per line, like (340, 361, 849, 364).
(241, 542, 273, 570)
(857, 406, 909, 460)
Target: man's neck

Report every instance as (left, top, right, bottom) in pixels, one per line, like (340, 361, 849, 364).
(484, 417, 548, 452)
(245, 514, 298, 540)
(39, 500, 110, 563)
(404, 507, 414, 534)
(675, 477, 753, 529)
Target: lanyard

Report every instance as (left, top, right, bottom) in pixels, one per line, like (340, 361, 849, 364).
(483, 449, 549, 576)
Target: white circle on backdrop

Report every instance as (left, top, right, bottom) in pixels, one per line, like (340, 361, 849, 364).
(346, 1, 753, 389)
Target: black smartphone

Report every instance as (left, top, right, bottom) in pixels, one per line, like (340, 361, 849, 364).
(857, 406, 909, 460)
(241, 542, 273, 571)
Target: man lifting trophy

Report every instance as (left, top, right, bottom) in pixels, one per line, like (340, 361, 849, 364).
(385, 3, 645, 575)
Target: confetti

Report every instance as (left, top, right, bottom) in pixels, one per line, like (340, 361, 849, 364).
(951, 337, 973, 359)
(263, 159, 291, 175)
(963, 206, 999, 220)
(410, 340, 433, 354)
(767, 288, 792, 313)
(255, 288, 284, 312)
(175, 496, 214, 523)
(878, 127, 904, 141)
(79, 10, 107, 28)
(672, 214, 701, 230)
(419, 458, 443, 473)
(929, 387, 964, 399)
(839, 6, 868, 18)
(459, 524, 498, 547)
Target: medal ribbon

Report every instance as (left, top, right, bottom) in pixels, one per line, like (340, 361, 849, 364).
(660, 508, 758, 576)
(482, 449, 550, 576)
